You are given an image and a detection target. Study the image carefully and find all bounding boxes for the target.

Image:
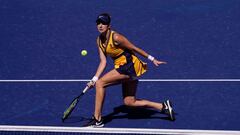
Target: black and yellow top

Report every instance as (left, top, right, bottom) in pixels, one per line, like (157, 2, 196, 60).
(98, 30, 147, 77)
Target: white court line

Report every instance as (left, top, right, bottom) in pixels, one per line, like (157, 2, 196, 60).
(0, 79, 240, 82)
(0, 125, 239, 135)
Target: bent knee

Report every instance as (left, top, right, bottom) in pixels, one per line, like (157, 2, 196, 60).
(95, 79, 109, 89)
(95, 80, 104, 88)
(123, 98, 136, 106)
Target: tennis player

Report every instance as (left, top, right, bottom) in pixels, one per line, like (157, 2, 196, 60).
(85, 13, 175, 127)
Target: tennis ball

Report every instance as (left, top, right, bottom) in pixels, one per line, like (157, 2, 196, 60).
(81, 50, 87, 56)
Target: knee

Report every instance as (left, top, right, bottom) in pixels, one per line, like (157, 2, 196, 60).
(123, 98, 136, 107)
(95, 79, 104, 89)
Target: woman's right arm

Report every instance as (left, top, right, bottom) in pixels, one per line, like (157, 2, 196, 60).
(94, 43, 107, 78)
(87, 39, 107, 87)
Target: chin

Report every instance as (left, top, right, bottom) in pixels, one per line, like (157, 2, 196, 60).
(99, 30, 106, 33)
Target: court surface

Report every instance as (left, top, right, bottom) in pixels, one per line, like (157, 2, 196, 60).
(0, 0, 240, 134)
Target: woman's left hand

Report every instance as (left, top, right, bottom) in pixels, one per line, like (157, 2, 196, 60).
(153, 59, 167, 66)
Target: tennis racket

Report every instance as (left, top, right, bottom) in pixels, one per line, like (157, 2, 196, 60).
(62, 85, 90, 122)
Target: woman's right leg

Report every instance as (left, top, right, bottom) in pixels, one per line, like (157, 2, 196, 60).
(94, 69, 130, 121)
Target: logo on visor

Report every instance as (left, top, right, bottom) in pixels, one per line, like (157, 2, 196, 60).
(99, 16, 104, 19)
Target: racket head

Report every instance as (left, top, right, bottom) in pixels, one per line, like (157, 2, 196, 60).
(62, 86, 89, 122)
(62, 97, 79, 122)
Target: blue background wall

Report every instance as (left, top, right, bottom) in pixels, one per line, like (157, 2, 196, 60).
(1, 0, 240, 79)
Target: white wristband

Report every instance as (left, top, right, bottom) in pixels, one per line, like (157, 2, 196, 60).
(92, 76, 98, 82)
(147, 55, 155, 61)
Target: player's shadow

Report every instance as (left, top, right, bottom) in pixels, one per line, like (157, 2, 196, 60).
(103, 105, 174, 124)
(62, 116, 91, 124)
(63, 105, 176, 125)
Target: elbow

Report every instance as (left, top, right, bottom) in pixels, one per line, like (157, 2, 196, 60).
(100, 60, 107, 67)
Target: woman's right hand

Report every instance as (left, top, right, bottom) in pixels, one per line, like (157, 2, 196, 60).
(87, 80, 95, 88)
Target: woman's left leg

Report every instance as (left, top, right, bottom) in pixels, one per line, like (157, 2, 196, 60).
(122, 80, 175, 121)
(122, 79, 164, 111)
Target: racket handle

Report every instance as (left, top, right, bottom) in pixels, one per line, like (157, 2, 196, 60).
(82, 86, 89, 93)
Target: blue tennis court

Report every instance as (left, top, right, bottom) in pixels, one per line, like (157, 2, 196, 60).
(0, 0, 240, 134)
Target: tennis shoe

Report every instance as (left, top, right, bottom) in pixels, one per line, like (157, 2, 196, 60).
(84, 116, 104, 128)
(163, 100, 175, 121)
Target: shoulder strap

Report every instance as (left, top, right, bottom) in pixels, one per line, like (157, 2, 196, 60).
(97, 36, 106, 55)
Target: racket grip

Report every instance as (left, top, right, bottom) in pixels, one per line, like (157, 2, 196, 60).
(82, 86, 89, 93)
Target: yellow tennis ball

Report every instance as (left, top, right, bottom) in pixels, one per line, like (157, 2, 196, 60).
(81, 50, 87, 56)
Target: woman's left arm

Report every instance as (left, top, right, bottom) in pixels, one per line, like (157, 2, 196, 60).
(114, 33, 167, 66)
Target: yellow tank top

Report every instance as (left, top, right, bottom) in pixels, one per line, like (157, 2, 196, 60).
(98, 30, 147, 76)
(98, 31, 124, 58)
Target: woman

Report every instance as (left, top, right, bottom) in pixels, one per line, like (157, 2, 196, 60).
(86, 13, 174, 127)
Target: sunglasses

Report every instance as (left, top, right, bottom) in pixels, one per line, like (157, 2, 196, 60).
(96, 20, 109, 25)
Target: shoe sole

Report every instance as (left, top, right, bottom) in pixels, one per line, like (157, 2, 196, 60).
(86, 123, 104, 128)
(166, 100, 175, 121)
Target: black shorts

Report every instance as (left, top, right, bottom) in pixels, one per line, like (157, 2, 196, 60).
(116, 62, 137, 77)
(115, 51, 137, 78)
